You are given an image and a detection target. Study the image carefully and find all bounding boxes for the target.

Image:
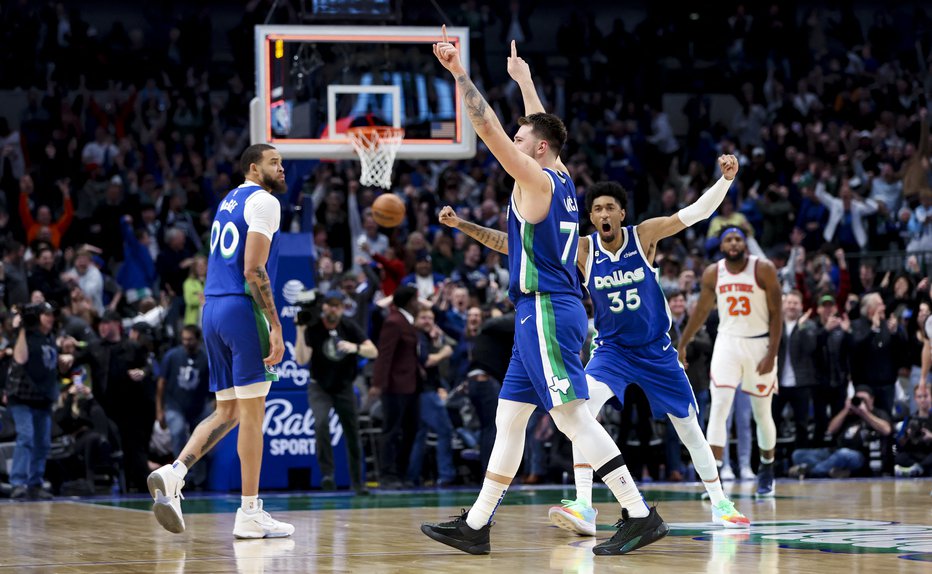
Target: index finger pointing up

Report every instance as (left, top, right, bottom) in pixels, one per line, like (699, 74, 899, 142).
(511, 40, 517, 58)
(442, 24, 448, 43)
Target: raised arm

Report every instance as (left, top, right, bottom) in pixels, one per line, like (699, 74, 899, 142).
(433, 27, 551, 198)
(677, 264, 718, 368)
(438, 205, 508, 254)
(507, 41, 567, 173)
(637, 155, 738, 261)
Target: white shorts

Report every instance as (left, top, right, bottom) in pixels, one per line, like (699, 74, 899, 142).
(215, 381, 272, 401)
(709, 333, 777, 397)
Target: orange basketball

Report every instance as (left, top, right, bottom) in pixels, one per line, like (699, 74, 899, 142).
(371, 193, 406, 227)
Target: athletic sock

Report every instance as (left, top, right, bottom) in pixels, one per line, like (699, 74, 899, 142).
(241, 495, 259, 513)
(575, 465, 593, 505)
(171, 461, 188, 479)
(466, 478, 509, 530)
(602, 465, 649, 518)
(760, 456, 774, 465)
(704, 478, 726, 506)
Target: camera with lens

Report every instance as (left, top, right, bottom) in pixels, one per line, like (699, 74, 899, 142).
(851, 396, 863, 408)
(19, 302, 53, 330)
(293, 289, 321, 326)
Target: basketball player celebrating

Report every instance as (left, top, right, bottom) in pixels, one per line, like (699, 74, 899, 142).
(147, 144, 294, 539)
(423, 28, 668, 556)
(440, 46, 749, 535)
(678, 227, 783, 497)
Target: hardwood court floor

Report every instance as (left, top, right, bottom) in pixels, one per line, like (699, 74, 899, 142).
(1, 478, 931, 573)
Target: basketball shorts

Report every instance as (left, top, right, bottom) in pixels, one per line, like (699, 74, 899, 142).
(709, 332, 777, 397)
(501, 293, 589, 410)
(203, 296, 279, 398)
(586, 334, 697, 419)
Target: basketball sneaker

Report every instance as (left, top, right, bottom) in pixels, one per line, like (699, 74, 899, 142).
(420, 509, 492, 555)
(592, 507, 669, 555)
(755, 462, 775, 498)
(548, 498, 598, 536)
(148, 464, 186, 533)
(233, 500, 295, 539)
(711, 499, 750, 528)
(894, 463, 923, 478)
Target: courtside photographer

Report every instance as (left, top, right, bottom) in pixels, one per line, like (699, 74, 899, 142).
(294, 289, 377, 493)
(2, 302, 69, 500)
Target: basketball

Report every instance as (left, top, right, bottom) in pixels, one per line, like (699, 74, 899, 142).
(371, 194, 406, 227)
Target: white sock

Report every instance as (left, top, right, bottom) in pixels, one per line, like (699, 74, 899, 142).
(602, 465, 648, 518)
(466, 478, 509, 530)
(704, 478, 726, 506)
(241, 495, 259, 513)
(171, 461, 188, 479)
(575, 465, 593, 505)
(760, 456, 774, 465)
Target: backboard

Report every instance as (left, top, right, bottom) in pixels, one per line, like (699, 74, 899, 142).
(250, 25, 475, 160)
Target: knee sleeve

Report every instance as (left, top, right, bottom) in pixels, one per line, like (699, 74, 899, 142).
(750, 393, 777, 452)
(486, 399, 535, 478)
(706, 385, 736, 450)
(572, 377, 616, 466)
(585, 375, 615, 417)
(551, 400, 621, 471)
(668, 408, 718, 482)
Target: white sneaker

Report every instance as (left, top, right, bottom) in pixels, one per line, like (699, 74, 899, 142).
(719, 465, 736, 481)
(148, 464, 186, 533)
(233, 500, 295, 539)
(739, 466, 756, 481)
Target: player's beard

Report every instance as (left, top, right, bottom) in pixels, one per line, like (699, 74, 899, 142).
(262, 172, 287, 194)
(724, 248, 746, 263)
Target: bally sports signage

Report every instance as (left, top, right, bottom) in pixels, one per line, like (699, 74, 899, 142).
(263, 397, 344, 457)
(210, 390, 354, 490)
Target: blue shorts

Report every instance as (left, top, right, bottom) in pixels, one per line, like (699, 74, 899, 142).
(501, 293, 589, 410)
(203, 296, 279, 394)
(586, 334, 697, 419)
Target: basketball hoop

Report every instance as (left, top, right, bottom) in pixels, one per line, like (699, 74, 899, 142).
(347, 126, 404, 189)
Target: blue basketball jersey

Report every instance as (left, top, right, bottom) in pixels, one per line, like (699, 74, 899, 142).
(584, 226, 672, 347)
(205, 183, 280, 297)
(507, 168, 582, 303)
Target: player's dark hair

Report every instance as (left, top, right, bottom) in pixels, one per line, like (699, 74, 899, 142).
(517, 113, 567, 156)
(786, 289, 803, 301)
(393, 285, 418, 310)
(239, 143, 276, 174)
(585, 181, 628, 212)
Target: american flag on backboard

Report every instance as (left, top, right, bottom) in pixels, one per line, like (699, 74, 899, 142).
(431, 121, 456, 139)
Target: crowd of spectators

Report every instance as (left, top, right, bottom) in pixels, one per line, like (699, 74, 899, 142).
(1, 1, 932, 496)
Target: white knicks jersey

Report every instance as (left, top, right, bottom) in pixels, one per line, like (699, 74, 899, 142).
(715, 255, 770, 338)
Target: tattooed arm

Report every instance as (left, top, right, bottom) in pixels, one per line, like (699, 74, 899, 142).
(244, 230, 285, 365)
(438, 206, 507, 254)
(432, 26, 551, 205)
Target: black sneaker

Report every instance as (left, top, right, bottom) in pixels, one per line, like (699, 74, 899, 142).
(592, 506, 669, 555)
(421, 508, 492, 555)
(10, 485, 28, 500)
(28, 486, 54, 501)
(756, 462, 775, 497)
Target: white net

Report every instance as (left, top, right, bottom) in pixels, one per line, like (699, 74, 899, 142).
(348, 126, 405, 189)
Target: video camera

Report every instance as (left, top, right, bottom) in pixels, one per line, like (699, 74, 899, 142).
(19, 302, 54, 330)
(293, 288, 321, 326)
